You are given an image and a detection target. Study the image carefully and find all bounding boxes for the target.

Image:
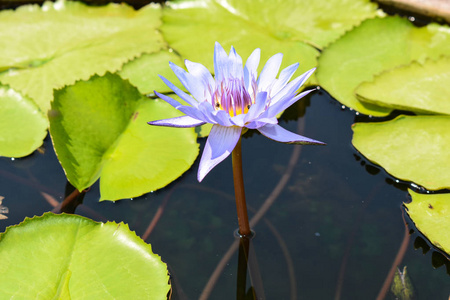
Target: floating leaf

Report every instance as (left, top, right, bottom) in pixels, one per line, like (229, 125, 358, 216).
(119, 49, 185, 95)
(352, 115, 450, 190)
(50, 73, 199, 201)
(390, 266, 414, 300)
(0, 0, 164, 113)
(0, 213, 170, 298)
(162, 0, 379, 61)
(161, 0, 322, 82)
(406, 190, 450, 255)
(356, 56, 450, 115)
(0, 85, 47, 157)
(317, 17, 450, 116)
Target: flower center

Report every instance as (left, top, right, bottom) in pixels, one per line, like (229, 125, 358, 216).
(212, 78, 253, 116)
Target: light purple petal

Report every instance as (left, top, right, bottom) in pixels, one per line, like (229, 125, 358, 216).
(177, 105, 211, 123)
(214, 42, 229, 83)
(245, 117, 278, 129)
(185, 60, 215, 97)
(196, 101, 219, 124)
(264, 88, 315, 119)
(230, 113, 246, 127)
(244, 91, 268, 123)
(198, 125, 242, 182)
(257, 124, 325, 145)
(170, 62, 209, 102)
(158, 75, 198, 107)
(154, 91, 184, 109)
(257, 53, 283, 92)
(148, 115, 206, 128)
(270, 63, 299, 96)
(270, 68, 315, 106)
(207, 108, 235, 127)
(228, 46, 244, 80)
(244, 48, 260, 91)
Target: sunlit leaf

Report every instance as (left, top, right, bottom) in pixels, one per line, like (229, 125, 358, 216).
(161, 0, 320, 82)
(0, 213, 170, 298)
(0, 0, 164, 113)
(352, 115, 450, 190)
(50, 73, 199, 201)
(119, 49, 185, 95)
(356, 56, 450, 115)
(0, 86, 47, 157)
(317, 17, 450, 116)
(162, 0, 379, 57)
(406, 190, 450, 255)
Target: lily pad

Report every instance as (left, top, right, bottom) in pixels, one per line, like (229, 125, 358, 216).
(316, 17, 450, 116)
(161, 0, 322, 82)
(0, 85, 48, 157)
(406, 190, 450, 255)
(352, 115, 450, 190)
(119, 49, 185, 95)
(162, 0, 379, 58)
(0, 213, 170, 298)
(49, 73, 199, 201)
(0, 0, 164, 113)
(356, 56, 450, 115)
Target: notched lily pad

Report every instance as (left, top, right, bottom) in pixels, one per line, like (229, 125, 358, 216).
(352, 115, 450, 190)
(356, 56, 450, 115)
(317, 17, 450, 116)
(0, 213, 170, 298)
(50, 73, 199, 201)
(119, 49, 185, 95)
(0, 85, 48, 157)
(0, 0, 164, 113)
(406, 190, 450, 255)
(162, 0, 320, 82)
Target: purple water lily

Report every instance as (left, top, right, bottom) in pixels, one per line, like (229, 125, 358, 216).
(149, 42, 324, 182)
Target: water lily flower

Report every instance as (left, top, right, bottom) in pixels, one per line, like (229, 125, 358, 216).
(149, 42, 324, 182)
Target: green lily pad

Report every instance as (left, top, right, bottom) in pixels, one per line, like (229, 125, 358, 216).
(0, 213, 170, 298)
(162, 0, 321, 82)
(352, 115, 450, 190)
(49, 73, 199, 201)
(316, 17, 450, 116)
(0, 0, 164, 113)
(356, 56, 450, 115)
(406, 190, 450, 255)
(0, 85, 48, 157)
(119, 49, 185, 95)
(162, 0, 379, 59)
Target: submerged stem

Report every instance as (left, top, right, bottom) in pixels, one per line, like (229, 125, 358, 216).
(232, 137, 251, 236)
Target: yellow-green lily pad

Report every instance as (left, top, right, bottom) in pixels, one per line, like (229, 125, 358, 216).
(50, 73, 199, 201)
(317, 17, 450, 116)
(163, 0, 329, 83)
(0, 213, 170, 298)
(0, 0, 164, 113)
(406, 190, 450, 255)
(0, 85, 47, 157)
(356, 56, 450, 115)
(119, 49, 185, 95)
(352, 115, 450, 190)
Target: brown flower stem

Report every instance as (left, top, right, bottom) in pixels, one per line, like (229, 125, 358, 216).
(232, 137, 251, 237)
(59, 188, 85, 214)
(57, 181, 87, 214)
(375, 207, 411, 300)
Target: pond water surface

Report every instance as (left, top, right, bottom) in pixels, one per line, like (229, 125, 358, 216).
(0, 90, 449, 299)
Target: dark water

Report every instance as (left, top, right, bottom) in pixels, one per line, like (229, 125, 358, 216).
(1, 90, 449, 299)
